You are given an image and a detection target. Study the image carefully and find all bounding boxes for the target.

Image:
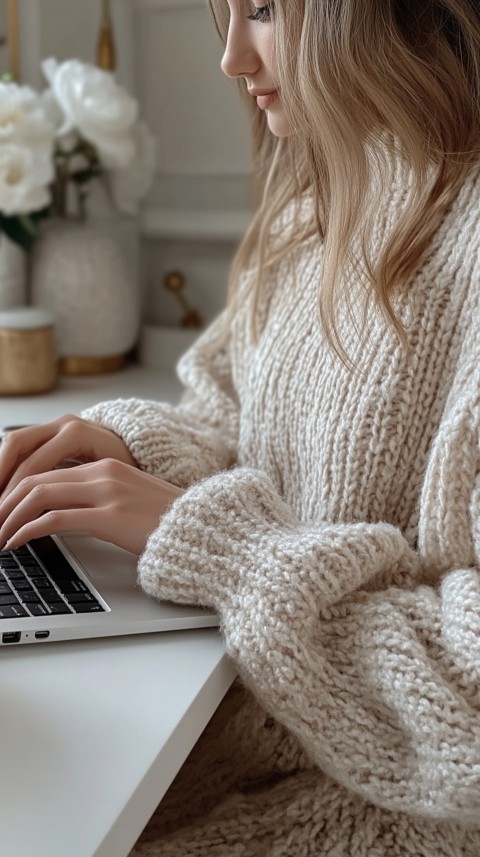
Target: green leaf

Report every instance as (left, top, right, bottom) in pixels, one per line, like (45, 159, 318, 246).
(18, 215, 36, 236)
(70, 166, 102, 185)
(0, 214, 38, 253)
(32, 207, 51, 224)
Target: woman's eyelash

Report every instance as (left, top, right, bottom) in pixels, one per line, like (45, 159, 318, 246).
(247, 4, 273, 23)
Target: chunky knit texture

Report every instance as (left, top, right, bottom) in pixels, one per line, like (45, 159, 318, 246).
(83, 154, 480, 856)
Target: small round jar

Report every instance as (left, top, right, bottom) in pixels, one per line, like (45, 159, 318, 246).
(0, 307, 58, 395)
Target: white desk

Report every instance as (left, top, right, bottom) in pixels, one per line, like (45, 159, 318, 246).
(0, 363, 182, 427)
(0, 365, 237, 857)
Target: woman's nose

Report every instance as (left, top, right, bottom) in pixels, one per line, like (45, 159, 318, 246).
(221, 23, 260, 79)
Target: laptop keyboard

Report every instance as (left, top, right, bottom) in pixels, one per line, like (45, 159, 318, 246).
(0, 537, 104, 619)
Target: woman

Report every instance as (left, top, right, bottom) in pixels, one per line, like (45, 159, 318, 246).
(1, 1, 480, 854)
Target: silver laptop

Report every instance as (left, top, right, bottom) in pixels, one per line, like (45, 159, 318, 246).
(0, 533, 218, 646)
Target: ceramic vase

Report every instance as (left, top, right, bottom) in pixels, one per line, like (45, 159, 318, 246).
(0, 234, 27, 309)
(30, 218, 140, 374)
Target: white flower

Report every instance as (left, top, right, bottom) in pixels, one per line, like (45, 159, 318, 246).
(107, 121, 157, 215)
(0, 83, 54, 216)
(0, 142, 53, 216)
(40, 88, 80, 153)
(42, 57, 138, 169)
(0, 81, 54, 147)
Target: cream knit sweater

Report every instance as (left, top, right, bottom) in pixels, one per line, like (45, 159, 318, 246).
(83, 154, 480, 856)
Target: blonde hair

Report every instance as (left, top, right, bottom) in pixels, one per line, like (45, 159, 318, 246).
(209, 0, 480, 362)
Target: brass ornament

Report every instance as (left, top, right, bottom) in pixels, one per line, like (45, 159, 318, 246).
(96, 0, 116, 71)
(164, 271, 203, 329)
(58, 354, 127, 376)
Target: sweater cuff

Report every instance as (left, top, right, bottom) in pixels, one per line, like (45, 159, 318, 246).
(137, 466, 416, 613)
(81, 398, 234, 487)
(82, 398, 178, 469)
(138, 467, 295, 609)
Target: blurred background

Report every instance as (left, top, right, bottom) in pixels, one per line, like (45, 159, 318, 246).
(0, 0, 252, 370)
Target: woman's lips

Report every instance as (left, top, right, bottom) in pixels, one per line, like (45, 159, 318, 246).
(255, 92, 277, 110)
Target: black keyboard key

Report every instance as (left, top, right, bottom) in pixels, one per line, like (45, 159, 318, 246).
(41, 590, 63, 604)
(0, 582, 13, 594)
(13, 547, 31, 558)
(0, 604, 28, 618)
(65, 592, 97, 604)
(13, 580, 35, 592)
(34, 578, 57, 590)
(27, 603, 49, 617)
(47, 603, 72, 615)
(72, 602, 104, 613)
(26, 567, 48, 578)
(28, 536, 90, 586)
(20, 592, 43, 604)
(3, 571, 26, 583)
(0, 559, 19, 569)
(52, 577, 89, 595)
(0, 593, 21, 606)
(33, 586, 59, 599)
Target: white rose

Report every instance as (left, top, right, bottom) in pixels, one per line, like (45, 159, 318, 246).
(42, 57, 138, 169)
(40, 88, 80, 153)
(0, 142, 53, 216)
(0, 81, 54, 147)
(107, 121, 157, 215)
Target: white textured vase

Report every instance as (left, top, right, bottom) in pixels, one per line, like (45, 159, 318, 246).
(0, 234, 27, 309)
(30, 219, 140, 372)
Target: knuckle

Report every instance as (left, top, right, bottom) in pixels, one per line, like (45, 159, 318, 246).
(30, 483, 47, 503)
(1, 431, 18, 450)
(102, 458, 122, 476)
(44, 510, 61, 528)
(108, 497, 123, 514)
(21, 474, 40, 493)
(61, 416, 82, 437)
(58, 413, 78, 425)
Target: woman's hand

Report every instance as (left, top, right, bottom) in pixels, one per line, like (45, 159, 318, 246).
(0, 414, 138, 500)
(0, 458, 183, 556)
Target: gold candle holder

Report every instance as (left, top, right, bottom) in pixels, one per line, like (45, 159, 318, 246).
(4, 0, 20, 80)
(0, 308, 58, 396)
(96, 0, 116, 71)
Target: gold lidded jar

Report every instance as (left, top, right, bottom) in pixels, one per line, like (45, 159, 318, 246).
(0, 308, 58, 396)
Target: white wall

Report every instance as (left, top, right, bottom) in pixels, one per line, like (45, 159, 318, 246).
(17, 0, 252, 328)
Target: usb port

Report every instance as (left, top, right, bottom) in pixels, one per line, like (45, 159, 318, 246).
(35, 630, 50, 640)
(2, 631, 21, 644)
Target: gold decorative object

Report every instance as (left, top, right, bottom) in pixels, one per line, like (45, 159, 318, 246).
(59, 354, 126, 376)
(0, 308, 58, 396)
(164, 271, 203, 329)
(0, 0, 20, 80)
(96, 0, 116, 71)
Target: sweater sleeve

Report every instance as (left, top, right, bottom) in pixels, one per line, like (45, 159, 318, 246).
(81, 311, 239, 488)
(136, 340, 480, 824)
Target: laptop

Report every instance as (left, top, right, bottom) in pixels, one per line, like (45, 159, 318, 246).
(0, 533, 218, 646)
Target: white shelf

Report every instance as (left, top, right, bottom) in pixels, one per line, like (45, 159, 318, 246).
(141, 208, 251, 242)
(139, 325, 200, 372)
(135, 0, 207, 13)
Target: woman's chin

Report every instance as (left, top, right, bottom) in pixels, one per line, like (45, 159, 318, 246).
(266, 110, 292, 138)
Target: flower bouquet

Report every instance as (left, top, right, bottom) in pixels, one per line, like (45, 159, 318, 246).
(0, 58, 156, 366)
(0, 57, 156, 253)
